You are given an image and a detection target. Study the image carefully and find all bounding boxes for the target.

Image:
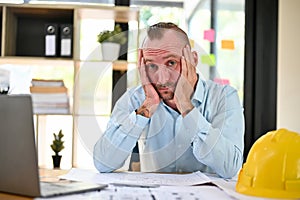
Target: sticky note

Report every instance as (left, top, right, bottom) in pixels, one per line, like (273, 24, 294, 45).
(214, 78, 230, 85)
(204, 29, 215, 42)
(189, 39, 195, 48)
(221, 40, 235, 50)
(201, 54, 216, 66)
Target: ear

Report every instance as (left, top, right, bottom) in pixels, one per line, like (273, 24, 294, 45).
(192, 51, 198, 66)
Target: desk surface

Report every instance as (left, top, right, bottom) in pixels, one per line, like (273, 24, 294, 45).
(0, 169, 289, 200)
(0, 168, 68, 200)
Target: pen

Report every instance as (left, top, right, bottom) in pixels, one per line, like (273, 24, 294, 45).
(111, 182, 160, 188)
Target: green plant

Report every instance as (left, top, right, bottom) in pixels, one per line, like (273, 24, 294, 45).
(50, 129, 65, 156)
(97, 24, 127, 45)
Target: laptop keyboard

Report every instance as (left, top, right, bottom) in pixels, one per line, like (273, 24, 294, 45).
(41, 182, 76, 196)
(40, 181, 105, 197)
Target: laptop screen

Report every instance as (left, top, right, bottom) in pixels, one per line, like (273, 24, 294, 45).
(0, 95, 41, 197)
(0, 95, 107, 198)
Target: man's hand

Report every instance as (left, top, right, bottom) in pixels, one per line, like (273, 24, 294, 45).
(174, 45, 198, 117)
(137, 49, 160, 118)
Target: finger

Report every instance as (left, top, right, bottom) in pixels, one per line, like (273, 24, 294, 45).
(139, 57, 145, 79)
(139, 58, 151, 86)
(184, 46, 197, 79)
(182, 47, 191, 78)
(182, 46, 191, 65)
(184, 45, 197, 69)
(181, 56, 188, 78)
(138, 49, 143, 68)
(187, 45, 196, 66)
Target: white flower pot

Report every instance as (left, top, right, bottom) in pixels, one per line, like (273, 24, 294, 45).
(101, 42, 121, 61)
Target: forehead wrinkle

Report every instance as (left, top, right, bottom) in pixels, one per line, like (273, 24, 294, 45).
(143, 37, 185, 55)
(143, 48, 169, 54)
(143, 48, 182, 58)
(144, 52, 180, 64)
(143, 45, 182, 52)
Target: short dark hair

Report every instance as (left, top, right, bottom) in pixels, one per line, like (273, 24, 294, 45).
(146, 22, 190, 46)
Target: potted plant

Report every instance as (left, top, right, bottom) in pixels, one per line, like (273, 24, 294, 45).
(50, 129, 65, 168)
(97, 24, 127, 61)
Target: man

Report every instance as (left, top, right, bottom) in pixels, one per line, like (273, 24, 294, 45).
(94, 22, 244, 178)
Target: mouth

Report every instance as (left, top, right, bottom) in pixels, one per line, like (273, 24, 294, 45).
(156, 84, 175, 95)
(155, 85, 175, 100)
(157, 87, 169, 92)
(156, 84, 172, 91)
(154, 82, 176, 94)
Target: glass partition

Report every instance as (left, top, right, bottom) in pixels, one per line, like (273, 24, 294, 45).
(188, 0, 245, 102)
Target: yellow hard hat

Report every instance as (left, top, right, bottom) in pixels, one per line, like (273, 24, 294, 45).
(236, 128, 300, 198)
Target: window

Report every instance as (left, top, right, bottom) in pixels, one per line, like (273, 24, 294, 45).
(188, 0, 245, 101)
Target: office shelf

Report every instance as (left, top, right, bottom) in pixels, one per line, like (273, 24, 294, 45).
(0, 3, 139, 169)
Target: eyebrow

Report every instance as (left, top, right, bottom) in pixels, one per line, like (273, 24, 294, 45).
(162, 54, 180, 59)
(144, 54, 180, 63)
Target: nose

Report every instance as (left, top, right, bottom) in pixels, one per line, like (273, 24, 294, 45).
(156, 66, 171, 85)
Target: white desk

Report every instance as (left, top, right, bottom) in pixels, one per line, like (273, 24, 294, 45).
(0, 168, 294, 200)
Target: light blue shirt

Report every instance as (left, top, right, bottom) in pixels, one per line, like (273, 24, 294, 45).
(94, 78, 245, 178)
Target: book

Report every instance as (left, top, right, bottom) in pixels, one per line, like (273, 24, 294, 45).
(30, 79, 70, 114)
(31, 93, 69, 104)
(31, 79, 65, 87)
(30, 86, 68, 93)
(33, 102, 69, 108)
(33, 107, 70, 114)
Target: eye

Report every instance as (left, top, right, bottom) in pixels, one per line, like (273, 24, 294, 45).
(146, 63, 158, 71)
(167, 60, 177, 68)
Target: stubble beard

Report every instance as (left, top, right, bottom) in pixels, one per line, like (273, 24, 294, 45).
(159, 90, 174, 101)
(154, 83, 176, 101)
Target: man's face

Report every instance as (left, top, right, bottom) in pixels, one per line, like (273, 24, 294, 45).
(142, 30, 186, 100)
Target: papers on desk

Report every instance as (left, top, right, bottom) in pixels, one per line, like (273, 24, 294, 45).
(60, 168, 212, 186)
(34, 168, 240, 200)
(35, 185, 234, 200)
(34, 169, 273, 200)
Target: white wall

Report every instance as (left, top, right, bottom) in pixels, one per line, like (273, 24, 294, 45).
(277, 0, 300, 133)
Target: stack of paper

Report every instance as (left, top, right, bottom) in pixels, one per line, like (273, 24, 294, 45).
(49, 168, 237, 200)
(30, 79, 70, 114)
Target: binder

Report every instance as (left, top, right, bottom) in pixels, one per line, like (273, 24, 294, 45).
(44, 23, 58, 57)
(60, 24, 73, 57)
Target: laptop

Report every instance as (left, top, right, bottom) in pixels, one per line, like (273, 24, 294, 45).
(0, 95, 107, 197)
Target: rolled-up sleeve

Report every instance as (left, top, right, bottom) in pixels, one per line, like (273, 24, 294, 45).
(93, 90, 149, 172)
(188, 85, 245, 178)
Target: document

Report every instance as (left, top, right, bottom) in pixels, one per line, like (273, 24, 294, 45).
(60, 168, 212, 186)
(150, 185, 235, 200)
(36, 169, 239, 200)
(35, 185, 234, 200)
